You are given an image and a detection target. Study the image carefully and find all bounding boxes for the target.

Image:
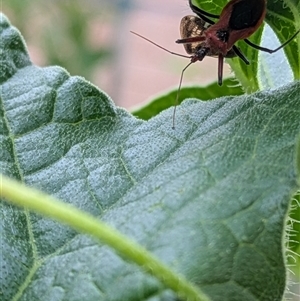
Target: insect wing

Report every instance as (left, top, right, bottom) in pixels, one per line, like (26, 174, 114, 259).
(228, 0, 266, 30)
(180, 15, 208, 54)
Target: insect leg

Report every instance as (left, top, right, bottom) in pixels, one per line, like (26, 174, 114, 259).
(232, 45, 250, 65)
(188, 0, 218, 24)
(244, 29, 300, 53)
(218, 54, 224, 86)
(176, 36, 206, 44)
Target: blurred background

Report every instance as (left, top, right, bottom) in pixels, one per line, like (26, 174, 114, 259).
(2, 0, 225, 109)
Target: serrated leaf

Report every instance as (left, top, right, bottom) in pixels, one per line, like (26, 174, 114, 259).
(286, 192, 300, 278)
(1, 13, 300, 301)
(132, 78, 244, 120)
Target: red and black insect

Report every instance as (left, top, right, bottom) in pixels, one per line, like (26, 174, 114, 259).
(131, 0, 299, 127)
(178, 0, 299, 85)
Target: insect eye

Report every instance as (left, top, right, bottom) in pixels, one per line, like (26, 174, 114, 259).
(217, 30, 229, 42)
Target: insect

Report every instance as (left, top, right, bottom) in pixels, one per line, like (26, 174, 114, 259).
(177, 0, 299, 86)
(131, 0, 300, 127)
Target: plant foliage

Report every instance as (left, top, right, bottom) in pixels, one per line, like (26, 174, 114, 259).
(0, 2, 300, 300)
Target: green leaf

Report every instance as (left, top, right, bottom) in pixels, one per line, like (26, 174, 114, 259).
(189, 0, 300, 88)
(132, 78, 244, 120)
(1, 175, 209, 301)
(286, 191, 300, 278)
(257, 25, 294, 90)
(1, 12, 300, 301)
(266, 0, 300, 79)
(228, 26, 264, 92)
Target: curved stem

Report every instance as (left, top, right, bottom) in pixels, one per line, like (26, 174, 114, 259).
(0, 174, 210, 301)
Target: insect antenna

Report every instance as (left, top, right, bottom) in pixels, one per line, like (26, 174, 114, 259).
(130, 31, 190, 59)
(172, 61, 193, 129)
(131, 31, 195, 129)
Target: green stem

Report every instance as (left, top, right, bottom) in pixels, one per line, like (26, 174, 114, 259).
(0, 174, 210, 301)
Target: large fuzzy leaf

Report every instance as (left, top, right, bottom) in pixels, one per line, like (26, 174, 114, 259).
(1, 13, 300, 301)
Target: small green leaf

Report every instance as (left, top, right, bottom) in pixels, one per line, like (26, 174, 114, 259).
(1, 12, 300, 301)
(132, 78, 244, 120)
(229, 26, 264, 92)
(266, 0, 300, 79)
(257, 25, 294, 90)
